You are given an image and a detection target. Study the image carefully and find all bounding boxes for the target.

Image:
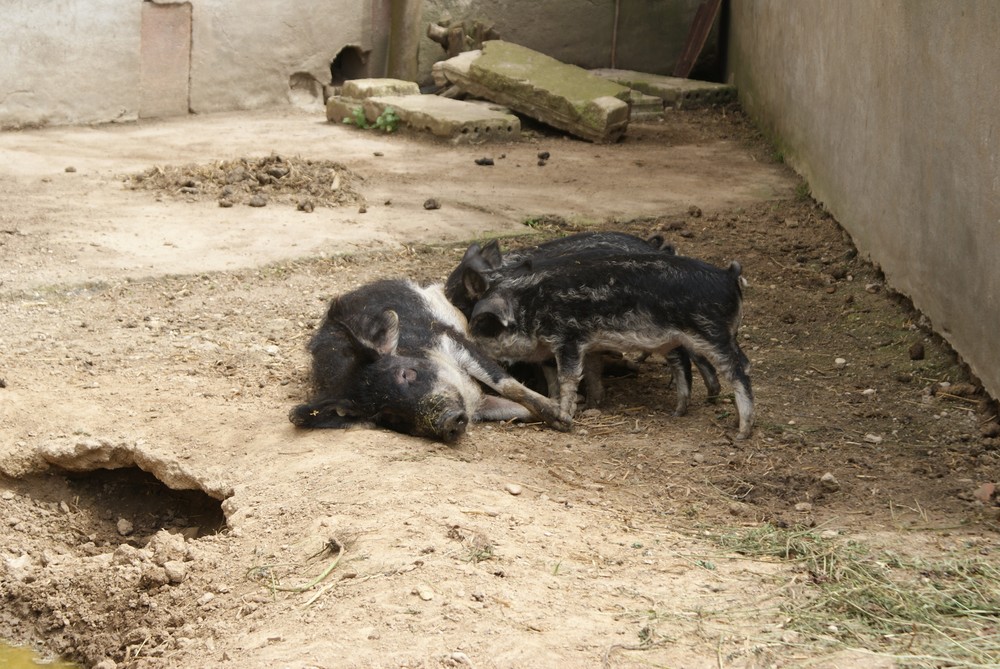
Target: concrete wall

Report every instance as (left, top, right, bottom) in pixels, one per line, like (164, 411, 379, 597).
(0, 0, 369, 127)
(728, 1, 1000, 400)
(411, 0, 716, 86)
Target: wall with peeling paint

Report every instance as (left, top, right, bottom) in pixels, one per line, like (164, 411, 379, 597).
(728, 1, 1000, 402)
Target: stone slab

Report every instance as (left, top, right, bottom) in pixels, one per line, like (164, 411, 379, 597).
(362, 94, 520, 144)
(341, 78, 421, 99)
(325, 95, 365, 123)
(590, 69, 736, 109)
(441, 41, 630, 143)
(628, 90, 664, 121)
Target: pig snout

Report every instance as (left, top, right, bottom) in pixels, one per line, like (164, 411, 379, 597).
(437, 408, 469, 443)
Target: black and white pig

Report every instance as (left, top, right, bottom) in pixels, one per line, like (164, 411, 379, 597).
(289, 279, 573, 443)
(444, 232, 725, 401)
(463, 253, 755, 439)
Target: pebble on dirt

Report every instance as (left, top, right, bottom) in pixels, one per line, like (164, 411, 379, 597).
(474, 157, 494, 166)
(820, 472, 840, 492)
(423, 198, 441, 210)
(297, 200, 314, 213)
(248, 195, 267, 207)
(505, 483, 522, 496)
(909, 341, 925, 360)
(116, 518, 134, 536)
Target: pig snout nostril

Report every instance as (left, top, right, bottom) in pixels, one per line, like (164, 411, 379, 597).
(440, 410, 469, 443)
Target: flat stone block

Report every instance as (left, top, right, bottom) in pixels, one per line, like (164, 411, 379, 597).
(441, 41, 630, 143)
(628, 90, 664, 121)
(590, 69, 736, 109)
(362, 95, 520, 144)
(326, 95, 364, 124)
(341, 78, 421, 100)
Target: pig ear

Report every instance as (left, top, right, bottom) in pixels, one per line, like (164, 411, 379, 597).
(469, 298, 509, 337)
(462, 266, 490, 300)
(480, 239, 503, 268)
(338, 309, 400, 360)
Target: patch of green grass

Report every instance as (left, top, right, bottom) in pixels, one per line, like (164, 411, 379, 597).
(714, 524, 1000, 668)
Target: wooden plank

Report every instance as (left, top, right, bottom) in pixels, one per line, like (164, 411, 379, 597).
(672, 0, 723, 79)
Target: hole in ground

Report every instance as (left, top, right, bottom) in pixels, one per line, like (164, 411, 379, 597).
(17, 466, 226, 547)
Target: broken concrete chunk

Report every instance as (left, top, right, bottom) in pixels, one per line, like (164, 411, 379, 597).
(326, 95, 365, 124)
(590, 69, 736, 109)
(627, 90, 665, 121)
(362, 95, 520, 144)
(441, 41, 631, 143)
(340, 78, 420, 100)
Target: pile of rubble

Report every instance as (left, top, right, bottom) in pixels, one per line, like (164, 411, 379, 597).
(325, 40, 735, 145)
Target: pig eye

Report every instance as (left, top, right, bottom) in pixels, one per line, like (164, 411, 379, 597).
(395, 367, 418, 385)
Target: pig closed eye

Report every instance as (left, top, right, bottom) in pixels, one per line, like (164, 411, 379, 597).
(396, 368, 418, 385)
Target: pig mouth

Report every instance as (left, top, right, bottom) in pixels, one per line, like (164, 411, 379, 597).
(418, 395, 471, 444)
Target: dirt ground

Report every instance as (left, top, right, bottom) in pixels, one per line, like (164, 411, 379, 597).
(1, 106, 997, 669)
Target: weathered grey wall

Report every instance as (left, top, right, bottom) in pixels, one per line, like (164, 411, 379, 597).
(0, 0, 369, 127)
(728, 1, 1000, 400)
(411, 0, 715, 86)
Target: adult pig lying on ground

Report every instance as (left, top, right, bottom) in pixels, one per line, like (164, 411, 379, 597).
(445, 232, 724, 401)
(463, 253, 755, 439)
(289, 278, 572, 443)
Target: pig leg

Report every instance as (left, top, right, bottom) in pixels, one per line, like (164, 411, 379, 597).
(692, 352, 722, 400)
(443, 335, 572, 431)
(552, 344, 586, 418)
(582, 352, 605, 408)
(665, 349, 693, 416)
(475, 395, 533, 422)
(699, 341, 754, 439)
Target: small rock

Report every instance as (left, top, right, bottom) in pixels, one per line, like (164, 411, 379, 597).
(218, 198, 234, 208)
(834, 357, 847, 370)
(2, 491, 15, 500)
(973, 482, 996, 505)
(423, 198, 441, 210)
(474, 157, 494, 166)
(537, 151, 550, 160)
(415, 585, 434, 601)
(197, 592, 215, 606)
(865, 283, 881, 293)
(297, 200, 314, 213)
(248, 194, 267, 207)
(94, 660, 117, 669)
(862, 388, 877, 398)
(65, 166, 77, 173)
(59, 500, 71, 513)
(692, 452, 705, 464)
(863, 433, 884, 444)
(373, 151, 384, 157)
(819, 472, 840, 492)
(982, 422, 1000, 439)
(794, 502, 813, 512)
(504, 483, 522, 496)
(908, 341, 925, 360)
(819, 529, 839, 539)
(687, 205, 702, 218)
(117, 518, 134, 536)
(264, 344, 279, 356)
(163, 560, 188, 584)
(358, 205, 367, 214)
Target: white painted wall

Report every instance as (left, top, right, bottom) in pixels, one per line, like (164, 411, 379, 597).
(0, 0, 369, 128)
(1, 0, 142, 127)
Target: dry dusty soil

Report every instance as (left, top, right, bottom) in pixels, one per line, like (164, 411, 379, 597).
(1, 106, 998, 669)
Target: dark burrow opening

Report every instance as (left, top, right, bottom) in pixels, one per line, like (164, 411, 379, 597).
(330, 45, 368, 86)
(17, 466, 227, 548)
